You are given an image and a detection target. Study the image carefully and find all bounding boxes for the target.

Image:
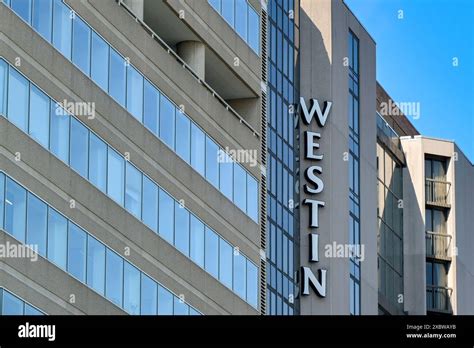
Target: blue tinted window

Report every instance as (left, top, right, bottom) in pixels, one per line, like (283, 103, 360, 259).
(126, 65, 144, 121)
(0, 60, 6, 116)
(222, 0, 234, 26)
(32, 0, 52, 41)
(72, 16, 91, 75)
(157, 286, 173, 315)
(174, 297, 189, 315)
(205, 227, 219, 278)
(26, 193, 47, 256)
(107, 149, 125, 205)
(70, 118, 89, 178)
(52, 0, 72, 59)
(235, 0, 247, 40)
(125, 162, 142, 219)
(88, 133, 107, 192)
(105, 248, 123, 307)
(159, 95, 175, 149)
(174, 202, 189, 256)
(190, 123, 205, 176)
(2, 290, 23, 315)
(189, 308, 200, 316)
(91, 32, 109, 91)
(123, 262, 140, 315)
(248, 7, 260, 54)
(205, 137, 219, 188)
(28, 85, 50, 148)
(24, 304, 42, 315)
(49, 103, 70, 163)
(47, 208, 67, 269)
(140, 273, 157, 315)
(175, 111, 190, 163)
(109, 49, 126, 106)
(158, 189, 174, 244)
(142, 176, 158, 232)
(87, 235, 105, 295)
(233, 252, 246, 299)
(68, 222, 87, 282)
(0, 174, 4, 229)
(219, 238, 233, 288)
(219, 153, 233, 200)
(247, 175, 258, 221)
(11, 0, 31, 23)
(208, 0, 220, 12)
(246, 260, 258, 308)
(233, 164, 247, 211)
(143, 80, 159, 135)
(7, 68, 29, 132)
(190, 215, 204, 268)
(5, 178, 27, 243)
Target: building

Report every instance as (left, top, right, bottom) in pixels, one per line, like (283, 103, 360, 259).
(0, 0, 472, 316)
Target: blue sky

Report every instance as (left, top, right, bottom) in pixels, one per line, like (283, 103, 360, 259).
(345, 0, 474, 163)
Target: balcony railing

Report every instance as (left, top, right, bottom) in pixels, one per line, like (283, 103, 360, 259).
(426, 285, 453, 314)
(426, 232, 452, 260)
(425, 178, 451, 207)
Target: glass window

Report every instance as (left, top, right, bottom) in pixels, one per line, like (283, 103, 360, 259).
(126, 65, 144, 121)
(0, 174, 4, 229)
(142, 176, 158, 232)
(235, 0, 247, 40)
(140, 274, 157, 315)
(5, 178, 27, 243)
(246, 260, 258, 308)
(159, 95, 175, 149)
(105, 248, 123, 307)
(157, 286, 173, 315)
(205, 227, 219, 278)
(233, 164, 247, 211)
(143, 80, 159, 136)
(2, 291, 23, 315)
(29, 85, 50, 148)
(52, 0, 72, 59)
(219, 238, 233, 288)
(70, 118, 89, 178)
(189, 215, 204, 268)
(233, 252, 246, 299)
(248, 7, 260, 54)
(174, 202, 189, 256)
(88, 133, 107, 192)
(158, 189, 174, 244)
(26, 193, 47, 257)
(7, 68, 29, 132)
(72, 16, 91, 75)
(32, 0, 53, 41)
(190, 123, 205, 176)
(247, 175, 258, 221)
(222, 0, 234, 26)
(125, 162, 142, 219)
(219, 153, 233, 200)
(24, 304, 42, 315)
(47, 208, 67, 269)
(189, 308, 200, 316)
(67, 222, 87, 283)
(107, 149, 125, 205)
(208, 0, 220, 12)
(205, 137, 219, 188)
(49, 102, 70, 163)
(0, 59, 6, 116)
(175, 111, 190, 163)
(86, 235, 105, 295)
(109, 49, 126, 106)
(174, 297, 189, 315)
(123, 262, 140, 315)
(91, 32, 109, 91)
(11, 0, 32, 23)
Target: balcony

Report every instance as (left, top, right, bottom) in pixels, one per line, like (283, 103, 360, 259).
(426, 232, 452, 261)
(426, 285, 453, 314)
(425, 178, 451, 207)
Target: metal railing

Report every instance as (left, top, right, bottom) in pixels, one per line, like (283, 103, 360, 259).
(376, 112, 401, 150)
(426, 231, 452, 260)
(426, 285, 453, 313)
(425, 178, 451, 206)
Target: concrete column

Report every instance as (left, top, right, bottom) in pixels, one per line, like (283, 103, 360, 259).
(123, 0, 144, 21)
(177, 41, 206, 80)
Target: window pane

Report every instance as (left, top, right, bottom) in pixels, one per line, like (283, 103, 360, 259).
(247, 175, 258, 221)
(174, 297, 189, 315)
(7, 68, 29, 132)
(52, 0, 72, 59)
(158, 189, 174, 244)
(49, 103, 70, 163)
(219, 152, 233, 200)
(67, 222, 87, 283)
(126, 65, 144, 121)
(47, 208, 67, 269)
(175, 111, 190, 163)
(248, 7, 260, 54)
(190, 215, 204, 268)
(109, 49, 126, 106)
(11, 0, 32, 23)
(222, 0, 234, 26)
(233, 252, 246, 299)
(143, 80, 159, 135)
(91, 32, 109, 91)
(140, 274, 157, 315)
(205, 137, 219, 188)
(189, 308, 200, 316)
(246, 260, 258, 308)
(235, 0, 247, 40)
(72, 16, 91, 75)
(2, 291, 23, 315)
(107, 149, 125, 205)
(208, 0, 220, 12)
(26, 193, 47, 257)
(29, 85, 50, 148)
(70, 118, 89, 178)
(205, 227, 218, 278)
(32, 0, 52, 41)
(159, 95, 175, 149)
(190, 123, 205, 176)
(157, 286, 173, 315)
(0, 174, 4, 229)
(105, 248, 123, 307)
(142, 176, 158, 232)
(123, 262, 140, 315)
(233, 164, 247, 211)
(24, 304, 42, 315)
(0, 59, 6, 116)
(174, 202, 189, 256)
(219, 238, 233, 288)
(125, 162, 142, 219)
(87, 235, 105, 295)
(89, 133, 107, 192)
(5, 178, 27, 243)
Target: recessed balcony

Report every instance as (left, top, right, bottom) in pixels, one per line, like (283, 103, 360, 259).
(425, 231, 452, 261)
(425, 178, 451, 208)
(426, 285, 453, 314)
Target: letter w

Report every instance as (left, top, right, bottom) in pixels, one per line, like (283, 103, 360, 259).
(300, 97, 332, 127)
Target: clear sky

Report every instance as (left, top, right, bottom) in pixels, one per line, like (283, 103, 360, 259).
(344, 0, 474, 163)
